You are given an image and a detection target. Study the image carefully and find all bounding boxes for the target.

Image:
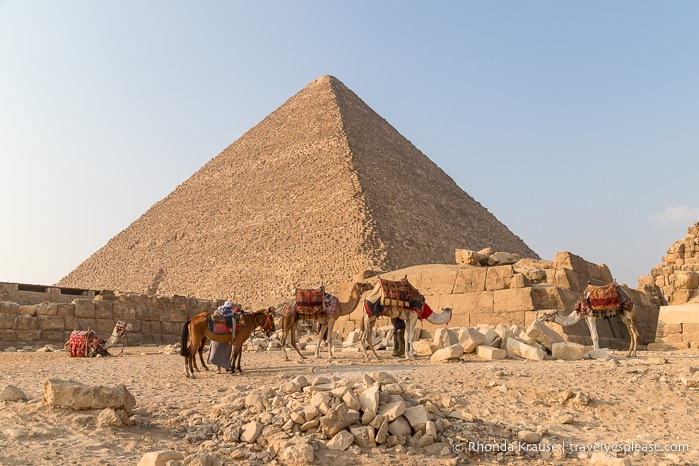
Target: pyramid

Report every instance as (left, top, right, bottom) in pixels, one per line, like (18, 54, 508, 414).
(58, 75, 538, 306)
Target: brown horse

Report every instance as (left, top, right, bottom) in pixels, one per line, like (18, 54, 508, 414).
(180, 307, 276, 378)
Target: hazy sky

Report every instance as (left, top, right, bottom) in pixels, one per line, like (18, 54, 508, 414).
(1, 1, 697, 288)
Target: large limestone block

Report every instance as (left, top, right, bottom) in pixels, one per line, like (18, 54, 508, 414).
(553, 251, 588, 274)
(455, 249, 483, 266)
(430, 344, 464, 362)
(433, 328, 458, 349)
(470, 311, 526, 327)
(412, 339, 433, 355)
(136, 450, 184, 466)
(476, 345, 506, 360)
(43, 378, 136, 413)
(37, 315, 65, 331)
(493, 288, 534, 313)
(72, 299, 96, 319)
(506, 338, 546, 360)
(418, 268, 459, 295)
(453, 267, 487, 293)
(457, 327, 485, 353)
(526, 320, 565, 350)
(485, 265, 515, 291)
(551, 342, 585, 360)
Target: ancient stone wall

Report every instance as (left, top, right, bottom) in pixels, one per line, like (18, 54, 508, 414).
(0, 282, 96, 305)
(652, 303, 699, 350)
(334, 251, 659, 351)
(638, 222, 699, 305)
(0, 292, 220, 350)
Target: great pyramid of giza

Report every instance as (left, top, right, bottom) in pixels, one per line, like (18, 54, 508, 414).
(57, 75, 538, 306)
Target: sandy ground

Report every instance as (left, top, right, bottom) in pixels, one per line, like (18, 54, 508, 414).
(1, 343, 698, 466)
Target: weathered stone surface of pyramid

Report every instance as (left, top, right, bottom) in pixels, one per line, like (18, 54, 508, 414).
(57, 75, 538, 307)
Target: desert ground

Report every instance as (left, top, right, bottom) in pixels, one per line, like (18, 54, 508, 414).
(1, 341, 698, 466)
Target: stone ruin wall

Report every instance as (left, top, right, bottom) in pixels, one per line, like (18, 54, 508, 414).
(638, 221, 699, 306)
(334, 250, 660, 351)
(0, 287, 222, 350)
(0, 249, 664, 351)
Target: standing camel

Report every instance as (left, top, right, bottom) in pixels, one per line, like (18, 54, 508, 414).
(180, 307, 276, 378)
(360, 302, 452, 361)
(280, 281, 373, 360)
(538, 282, 639, 357)
(360, 278, 452, 360)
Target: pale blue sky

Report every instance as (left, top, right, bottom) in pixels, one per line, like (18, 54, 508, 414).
(1, 1, 697, 288)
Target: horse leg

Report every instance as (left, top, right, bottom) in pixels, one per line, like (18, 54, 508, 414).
(585, 315, 599, 350)
(197, 337, 209, 372)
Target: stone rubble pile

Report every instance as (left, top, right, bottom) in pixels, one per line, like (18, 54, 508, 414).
(150, 371, 580, 465)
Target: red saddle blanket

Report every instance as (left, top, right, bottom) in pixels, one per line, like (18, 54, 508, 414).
(295, 286, 325, 313)
(586, 282, 620, 311)
(207, 316, 241, 335)
(67, 330, 105, 357)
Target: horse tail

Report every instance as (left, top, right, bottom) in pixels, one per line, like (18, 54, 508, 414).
(180, 319, 190, 356)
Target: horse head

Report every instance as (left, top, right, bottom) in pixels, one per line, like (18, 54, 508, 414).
(262, 307, 276, 336)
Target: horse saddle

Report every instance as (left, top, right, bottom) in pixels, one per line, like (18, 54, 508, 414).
(207, 315, 241, 334)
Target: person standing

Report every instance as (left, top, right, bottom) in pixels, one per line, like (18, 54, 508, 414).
(392, 317, 406, 357)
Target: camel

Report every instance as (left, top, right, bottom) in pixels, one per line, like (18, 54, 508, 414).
(65, 320, 133, 357)
(279, 281, 373, 360)
(360, 279, 452, 360)
(538, 282, 639, 357)
(180, 307, 276, 378)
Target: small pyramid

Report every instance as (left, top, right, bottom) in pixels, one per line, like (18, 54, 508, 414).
(58, 75, 538, 306)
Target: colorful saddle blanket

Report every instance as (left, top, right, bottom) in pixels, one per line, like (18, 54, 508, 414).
(364, 277, 432, 320)
(67, 330, 106, 357)
(576, 282, 633, 319)
(207, 316, 241, 335)
(379, 277, 424, 308)
(587, 282, 620, 310)
(282, 293, 339, 317)
(295, 286, 325, 313)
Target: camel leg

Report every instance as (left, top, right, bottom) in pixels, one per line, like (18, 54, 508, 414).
(622, 310, 639, 357)
(584, 315, 599, 350)
(315, 321, 327, 358)
(405, 316, 416, 360)
(280, 325, 290, 361)
(326, 319, 336, 359)
(289, 320, 306, 360)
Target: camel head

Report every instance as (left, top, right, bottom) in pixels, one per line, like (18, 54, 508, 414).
(355, 281, 374, 295)
(537, 310, 558, 322)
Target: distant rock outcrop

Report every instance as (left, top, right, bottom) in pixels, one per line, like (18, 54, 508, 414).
(57, 75, 537, 307)
(638, 221, 699, 305)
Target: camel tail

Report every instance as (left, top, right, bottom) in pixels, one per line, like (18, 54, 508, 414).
(180, 320, 190, 356)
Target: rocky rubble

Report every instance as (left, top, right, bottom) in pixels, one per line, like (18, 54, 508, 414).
(143, 370, 590, 465)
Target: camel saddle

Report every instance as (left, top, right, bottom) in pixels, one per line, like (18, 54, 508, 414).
(379, 277, 424, 309)
(295, 286, 325, 313)
(578, 281, 633, 319)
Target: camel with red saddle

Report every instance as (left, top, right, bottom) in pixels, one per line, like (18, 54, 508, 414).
(279, 281, 373, 360)
(360, 277, 452, 360)
(538, 281, 639, 357)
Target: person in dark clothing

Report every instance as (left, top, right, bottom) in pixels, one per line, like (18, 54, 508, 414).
(392, 317, 406, 357)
